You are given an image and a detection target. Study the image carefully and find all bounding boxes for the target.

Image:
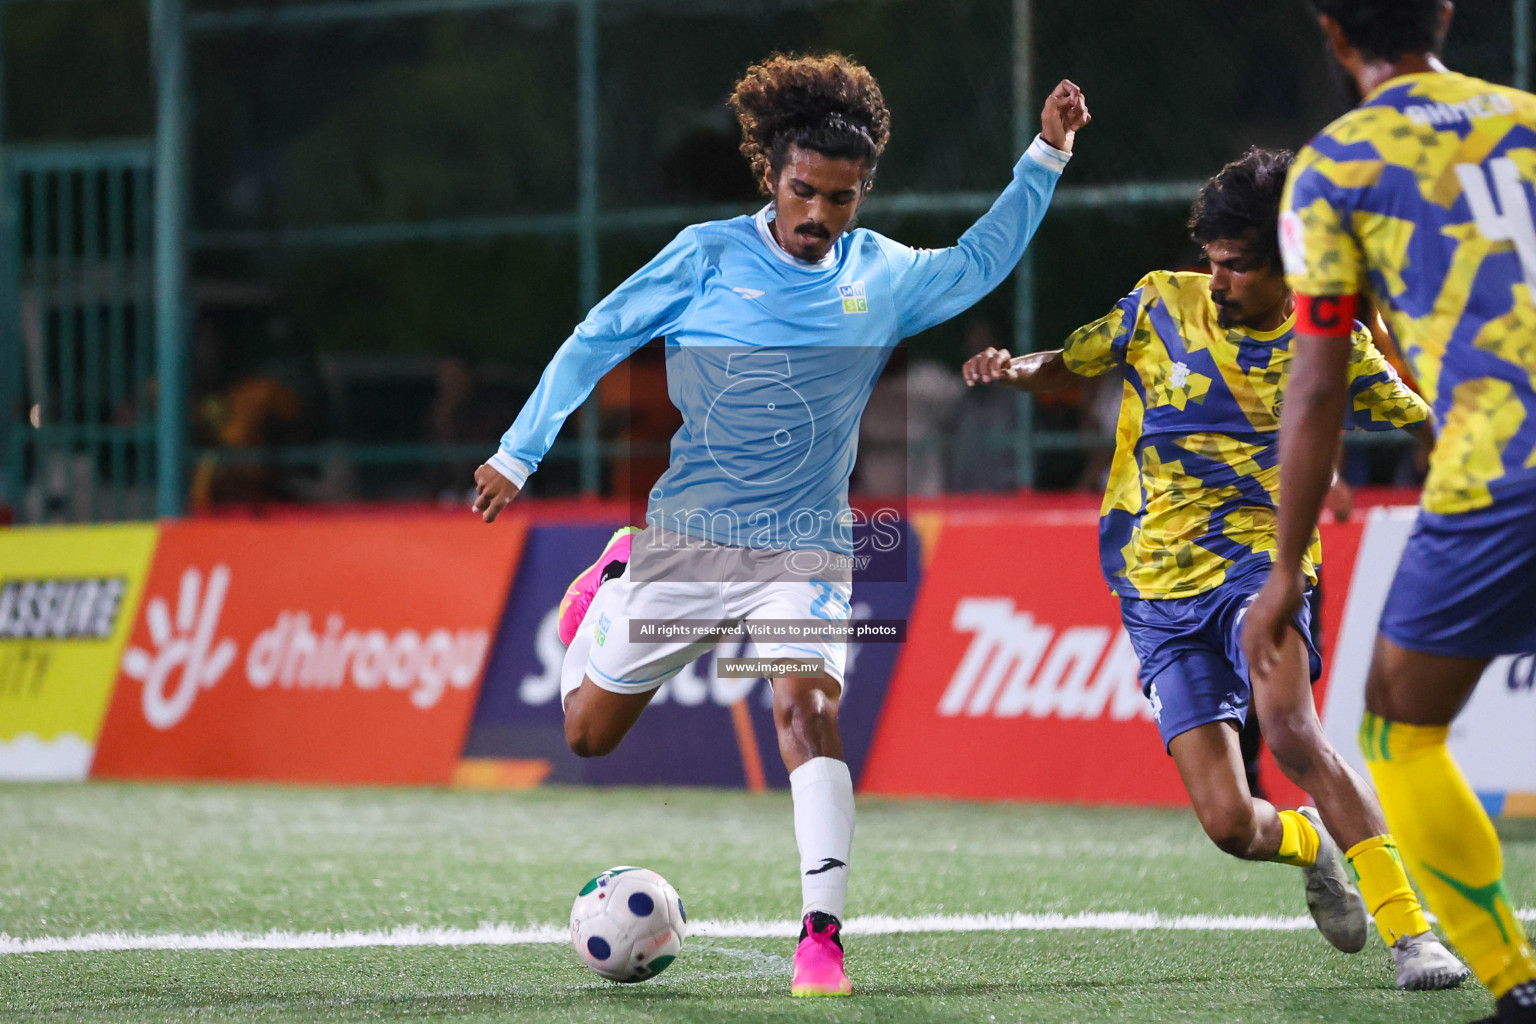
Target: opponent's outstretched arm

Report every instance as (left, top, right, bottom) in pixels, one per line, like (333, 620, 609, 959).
(961, 346, 1078, 394)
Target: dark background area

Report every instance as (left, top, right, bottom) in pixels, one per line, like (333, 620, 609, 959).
(4, 0, 1523, 504)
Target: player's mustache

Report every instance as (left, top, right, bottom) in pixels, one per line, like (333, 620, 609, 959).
(795, 222, 829, 239)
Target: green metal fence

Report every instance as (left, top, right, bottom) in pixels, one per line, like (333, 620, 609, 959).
(3, 0, 1534, 520)
(0, 141, 158, 521)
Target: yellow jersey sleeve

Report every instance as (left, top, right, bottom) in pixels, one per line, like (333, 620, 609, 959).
(1343, 327, 1431, 431)
(1062, 283, 1145, 379)
(1280, 145, 1369, 300)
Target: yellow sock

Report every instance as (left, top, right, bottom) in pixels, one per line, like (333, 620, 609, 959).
(1272, 809, 1320, 867)
(1362, 711, 1536, 995)
(1345, 834, 1430, 945)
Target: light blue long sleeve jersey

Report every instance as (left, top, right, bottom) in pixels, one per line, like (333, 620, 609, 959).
(490, 135, 1071, 554)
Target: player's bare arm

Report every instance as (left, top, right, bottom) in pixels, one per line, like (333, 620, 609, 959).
(1324, 436, 1354, 523)
(962, 347, 1077, 393)
(1241, 327, 1353, 682)
(472, 462, 520, 523)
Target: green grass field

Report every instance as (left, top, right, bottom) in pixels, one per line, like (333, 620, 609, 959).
(3, 784, 1533, 1023)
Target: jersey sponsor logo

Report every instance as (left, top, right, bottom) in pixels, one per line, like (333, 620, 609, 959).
(1403, 92, 1516, 127)
(936, 597, 1152, 722)
(837, 281, 868, 314)
(119, 564, 490, 730)
(731, 286, 766, 300)
(0, 578, 128, 641)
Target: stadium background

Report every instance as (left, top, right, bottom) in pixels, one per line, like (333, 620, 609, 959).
(6, 0, 1529, 519)
(5, 5, 1536, 1022)
(1, 0, 1532, 803)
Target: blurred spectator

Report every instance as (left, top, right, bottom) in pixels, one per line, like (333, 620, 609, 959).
(424, 353, 520, 504)
(598, 343, 681, 507)
(190, 372, 304, 509)
(907, 358, 965, 495)
(855, 351, 963, 497)
(188, 317, 314, 510)
(947, 320, 1019, 492)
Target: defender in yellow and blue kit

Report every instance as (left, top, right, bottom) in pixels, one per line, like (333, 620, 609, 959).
(967, 147, 1463, 991)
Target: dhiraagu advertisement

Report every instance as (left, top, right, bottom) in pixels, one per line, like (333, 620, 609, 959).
(0, 524, 159, 779)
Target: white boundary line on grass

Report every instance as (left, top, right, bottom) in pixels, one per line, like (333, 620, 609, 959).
(5, 909, 1535, 955)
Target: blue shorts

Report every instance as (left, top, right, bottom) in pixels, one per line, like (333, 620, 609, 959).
(1381, 495, 1536, 658)
(1121, 562, 1322, 750)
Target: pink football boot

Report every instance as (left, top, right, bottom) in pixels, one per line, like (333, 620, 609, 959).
(557, 526, 640, 646)
(791, 911, 853, 997)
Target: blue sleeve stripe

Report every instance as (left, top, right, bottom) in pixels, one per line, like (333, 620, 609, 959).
(1291, 164, 1358, 208)
(1145, 297, 1186, 362)
(1306, 130, 1381, 165)
(1112, 295, 1139, 358)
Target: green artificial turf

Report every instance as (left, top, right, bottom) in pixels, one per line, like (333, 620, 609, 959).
(2, 783, 1531, 1023)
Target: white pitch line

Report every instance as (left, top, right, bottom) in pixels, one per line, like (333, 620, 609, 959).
(5, 909, 1534, 956)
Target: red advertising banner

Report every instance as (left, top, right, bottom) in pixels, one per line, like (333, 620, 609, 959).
(861, 511, 1362, 807)
(92, 516, 526, 784)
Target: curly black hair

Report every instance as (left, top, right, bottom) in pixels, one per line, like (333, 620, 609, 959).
(1311, 0, 1445, 62)
(1188, 147, 1295, 271)
(728, 53, 891, 195)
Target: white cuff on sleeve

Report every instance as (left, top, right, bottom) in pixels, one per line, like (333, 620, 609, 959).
(487, 451, 533, 488)
(1025, 134, 1072, 174)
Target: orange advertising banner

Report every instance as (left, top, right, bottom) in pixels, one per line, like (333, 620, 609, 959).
(92, 516, 526, 784)
(861, 511, 1360, 807)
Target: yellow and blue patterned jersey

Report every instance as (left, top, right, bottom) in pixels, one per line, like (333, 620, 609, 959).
(1283, 71, 1536, 516)
(1063, 270, 1429, 600)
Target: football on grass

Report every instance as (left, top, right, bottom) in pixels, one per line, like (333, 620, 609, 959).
(570, 866, 688, 982)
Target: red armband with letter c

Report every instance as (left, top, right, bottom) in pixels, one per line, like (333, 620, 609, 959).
(1294, 293, 1358, 337)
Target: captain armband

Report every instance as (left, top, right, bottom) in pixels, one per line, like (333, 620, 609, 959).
(1294, 294, 1359, 338)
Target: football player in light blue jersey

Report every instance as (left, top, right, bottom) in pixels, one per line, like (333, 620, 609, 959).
(472, 53, 1089, 996)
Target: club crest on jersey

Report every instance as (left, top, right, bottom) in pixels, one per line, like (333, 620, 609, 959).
(838, 281, 869, 314)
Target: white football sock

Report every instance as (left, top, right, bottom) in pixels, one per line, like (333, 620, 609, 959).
(789, 756, 855, 921)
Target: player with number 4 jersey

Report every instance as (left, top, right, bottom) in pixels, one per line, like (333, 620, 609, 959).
(1244, 3, 1536, 1021)
(965, 147, 1466, 992)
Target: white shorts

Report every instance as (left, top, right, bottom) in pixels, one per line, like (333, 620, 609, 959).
(582, 561, 852, 695)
